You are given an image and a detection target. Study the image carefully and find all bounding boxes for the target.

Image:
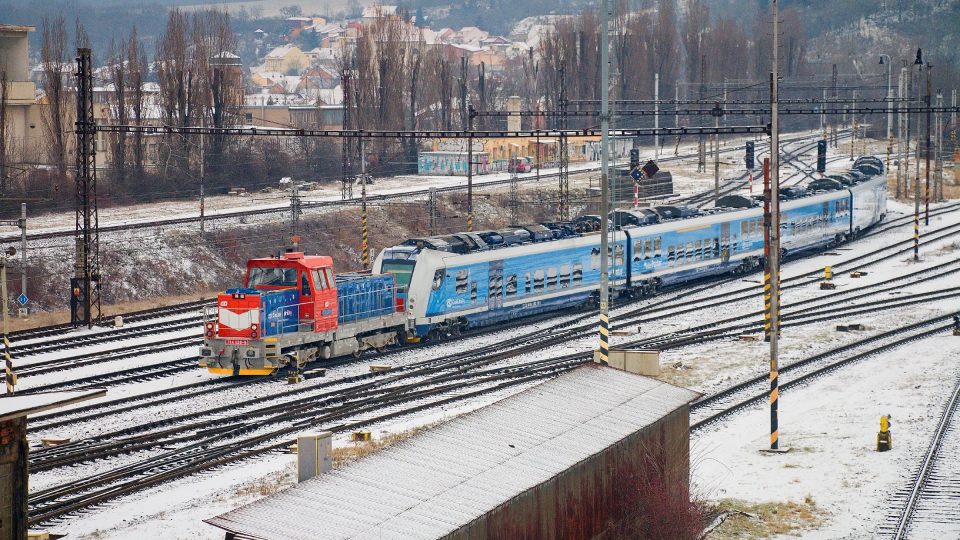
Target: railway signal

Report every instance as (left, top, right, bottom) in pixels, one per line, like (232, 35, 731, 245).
(817, 140, 827, 173)
(745, 141, 755, 170)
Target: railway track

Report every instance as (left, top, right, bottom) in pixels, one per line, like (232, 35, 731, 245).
(885, 373, 960, 539)
(688, 316, 959, 430)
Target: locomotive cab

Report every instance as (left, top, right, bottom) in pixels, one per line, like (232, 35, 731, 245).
(245, 252, 338, 332)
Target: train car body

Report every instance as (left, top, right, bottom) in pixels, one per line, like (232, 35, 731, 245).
(199, 252, 407, 375)
(374, 176, 887, 339)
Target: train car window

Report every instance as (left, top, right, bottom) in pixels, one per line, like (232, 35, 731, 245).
(695, 240, 703, 260)
(534, 270, 545, 291)
(686, 242, 694, 261)
(713, 239, 720, 257)
(741, 221, 749, 237)
(590, 248, 601, 270)
(312, 269, 327, 290)
(525, 272, 532, 293)
(644, 239, 653, 259)
(456, 270, 469, 294)
(470, 282, 477, 301)
(731, 235, 738, 254)
(633, 241, 643, 262)
(572, 263, 583, 283)
(559, 265, 571, 288)
(614, 244, 624, 266)
(667, 246, 675, 266)
(654, 238, 662, 258)
(547, 267, 558, 289)
(506, 274, 518, 296)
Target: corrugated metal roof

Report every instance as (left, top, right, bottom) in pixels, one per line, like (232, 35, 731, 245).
(206, 365, 699, 540)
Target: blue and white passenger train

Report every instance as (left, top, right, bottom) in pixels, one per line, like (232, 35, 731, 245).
(374, 173, 886, 339)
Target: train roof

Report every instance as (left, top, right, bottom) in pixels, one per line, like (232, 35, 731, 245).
(386, 169, 883, 256)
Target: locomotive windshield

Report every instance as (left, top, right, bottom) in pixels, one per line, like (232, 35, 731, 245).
(247, 267, 298, 288)
(381, 261, 414, 289)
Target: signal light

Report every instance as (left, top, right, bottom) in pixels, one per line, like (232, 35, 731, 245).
(629, 148, 640, 169)
(817, 140, 827, 173)
(205, 322, 215, 338)
(745, 141, 755, 170)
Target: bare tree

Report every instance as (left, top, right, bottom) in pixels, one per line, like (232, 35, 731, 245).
(39, 15, 70, 175)
(108, 37, 128, 183)
(127, 27, 147, 176)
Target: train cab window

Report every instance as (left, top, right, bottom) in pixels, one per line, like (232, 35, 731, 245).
(248, 267, 297, 288)
(506, 274, 518, 296)
(572, 263, 583, 283)
(644, 239, 653, 259)
(324, 268, 335, 290)
(312, 269, 328, 290)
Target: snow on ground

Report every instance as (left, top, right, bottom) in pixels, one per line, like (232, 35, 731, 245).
(692, 336, 960, 538)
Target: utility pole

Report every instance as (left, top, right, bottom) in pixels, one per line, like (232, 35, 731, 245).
(509, 154, 519, 225)
(905, 64, 913, 194)
(290, 182, 301, 250)
(2, 254, 11, 394)
(924, 63, 931, 226)
(913, 49, 923, 262)
(200, 117, 205, 237)
(73, 47, 101, 329)
(360, 136, 369, 268)
(428, 187, 437, 235)
(768, 0, 782, 452)
(850, 90, 857, 161)
(18, 204, 25, 317)
(598, 0, 611, 366)
(897, 67, 906, 199)
(936, 90, 943, 202)
(654, 72, 659, 157)
(466, 106, 474, 232)
(713, 102, 723, 205)
(880, 54, 893, 176)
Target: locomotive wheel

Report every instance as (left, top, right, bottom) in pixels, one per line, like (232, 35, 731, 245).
(320, 344, 332, 360)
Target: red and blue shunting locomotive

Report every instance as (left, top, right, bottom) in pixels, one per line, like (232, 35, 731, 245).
(199, 251, 407, 375)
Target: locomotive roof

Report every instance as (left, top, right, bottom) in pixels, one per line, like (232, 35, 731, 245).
(247, 252, 333, 268)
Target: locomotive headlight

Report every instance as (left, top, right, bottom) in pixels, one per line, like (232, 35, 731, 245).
(200, 347, 212, 357)
(246, 348, 257, 358)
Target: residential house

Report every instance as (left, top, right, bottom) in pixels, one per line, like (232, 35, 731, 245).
(264, 45, 309, 74)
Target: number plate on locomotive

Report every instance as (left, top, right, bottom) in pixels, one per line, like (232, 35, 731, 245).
(225, 339, 249, 345)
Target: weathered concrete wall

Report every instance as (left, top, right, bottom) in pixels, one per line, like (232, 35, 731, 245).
(445, 405, 691, 540)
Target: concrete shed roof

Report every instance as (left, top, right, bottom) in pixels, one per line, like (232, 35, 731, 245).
(206, 365, 699, 540)
(0, 389, 105, 422)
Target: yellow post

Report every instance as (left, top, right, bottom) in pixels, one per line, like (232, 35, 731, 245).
(824, 265, 832, 280)
(877, 415, 892, 451)
(821, 265, 836, 290)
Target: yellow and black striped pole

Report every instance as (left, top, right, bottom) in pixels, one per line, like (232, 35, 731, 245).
(2, 261, 12, 394)
(359, 137, 369, 269)
(763, 270, 772, 342)
(598, 310, 609, 365)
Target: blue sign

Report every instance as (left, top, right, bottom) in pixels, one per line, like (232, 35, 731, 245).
(630, 168, 642, 182)
(17, 293, 27, 306)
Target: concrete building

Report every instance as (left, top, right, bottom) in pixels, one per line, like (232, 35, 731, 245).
(0, 24, 42, 168)
(206, 365, 699, 539)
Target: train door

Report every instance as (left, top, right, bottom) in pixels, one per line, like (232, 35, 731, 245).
(311, 267, 337, 332)
(487, 261, 504, 309)
(298, 271, 315, 326)
(720, 222, 731, 264)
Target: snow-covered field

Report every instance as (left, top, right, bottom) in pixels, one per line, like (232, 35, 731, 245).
(19, 133, 958, 539)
